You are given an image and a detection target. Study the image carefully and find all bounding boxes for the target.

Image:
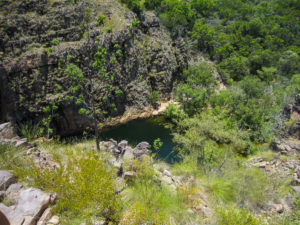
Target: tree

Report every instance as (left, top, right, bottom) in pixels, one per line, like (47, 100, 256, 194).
(290, 74, 300, 92)
(217, 55, 250, 83)
(191, 22, 215, 53)
(64, 8, 114, 150)
(257, 67, 277, 83)
(191, 0, 216, 17)
(278, 50, 299, 77)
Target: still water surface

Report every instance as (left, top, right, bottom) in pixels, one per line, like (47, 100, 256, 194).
(100, 117, 178, 163)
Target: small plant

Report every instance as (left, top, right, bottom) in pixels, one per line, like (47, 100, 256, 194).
(115, 89, 124, 96)
(149, 91, 158, 106)
(116, 49, 123, 57)
(47, 47, 53, 54)
(52, 38, 60, 46)
(106, 26, 112, 33)
(131, 18, 140, 29)
(114, 44, 121, 49)
(58, 58, 65, 69)
(150, 138, 163, 158)
(18, 121, 42, 141)
(96, 15, 105, 26)
(41, 101, 59, 139)
(70, 0, 79, 5)
(110, 103, 117, 112)
(56, 85, 63, 92)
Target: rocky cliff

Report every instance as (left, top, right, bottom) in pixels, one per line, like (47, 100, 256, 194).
(0, 0, 187, 135)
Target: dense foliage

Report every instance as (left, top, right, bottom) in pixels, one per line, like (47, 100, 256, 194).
(122, 0, 299, 84)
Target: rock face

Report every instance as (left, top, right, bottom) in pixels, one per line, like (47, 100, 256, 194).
(0, 0, 187, 135)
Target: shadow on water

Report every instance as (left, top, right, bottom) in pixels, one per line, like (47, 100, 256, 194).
(100, 117, 179, 164)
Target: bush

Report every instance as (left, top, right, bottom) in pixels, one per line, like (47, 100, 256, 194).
(181, 63, 217, 89)
(18, 121, 42, 141)
(163, 103, 184, 121)
(176, 84, 208, 116)
(52, 38, 60, 46)
(149, 91, 158, 105)
(278, 50, 299, 77)
(159, 0, 195, 37)
(290, 74, 300, 92)
(120, 0, 143, 13)
(131, 18, 140, 29)
(191, 22, 215, 53)
(217, 55, 250, 83)
(15, 149, 122, 223)
(121, 181, 189, 224)
(106, 26, 112, 33)
(216, 206, 263, 225)
(206, 163, 287, 208)
(0, 143, 28, 170)
(144, 0, 162, 10)
(96, 15, 105, 26)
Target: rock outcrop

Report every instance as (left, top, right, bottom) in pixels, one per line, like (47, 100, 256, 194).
(0, 122, 60, 170)
(0, 0, 187, 135)
(0, 170, 58, 225)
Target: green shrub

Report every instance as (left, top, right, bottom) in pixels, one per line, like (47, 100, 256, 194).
(217, 55, 250, 82)
(159, 0, 195, 37)
(131, 18, 140, 29)
(149, 91, 158, 105)
(206, 164, 287, 208)
(15, 149, 122, 223)
(106, 26, 112, 33)
(0, 143, 22, 170)
(115, 89, 124, 96)
(52, 38, 60, 46)
(164, 103, 184, 121)
(96, 15, 105, 26)
(291, 74, 300, 92)
(18, 121, 42, 141)
(121, 181, 189, 224)
(216, 205, 263, 225)
(120, 0, 143, 13)
(144, 0, 162, 10)
(191, 22, 215, 53)
(191, 0, 216, 16)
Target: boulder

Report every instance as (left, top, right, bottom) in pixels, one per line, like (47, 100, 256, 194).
(118, 140, 128, 154)
(15, 188, 51, 225)
(15, 139, 30, 148)
(133, 142, 149, 160)
(0, 122, 16, 139)
(163, 169, 172, 177)
(0, 203, 25, 225)
(5, 183, 23, 203)
(0, 170, 15, 191)
(123, 171, 137, 181)
(122, 146, 134, 161)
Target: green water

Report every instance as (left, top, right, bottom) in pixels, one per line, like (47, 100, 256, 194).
(100, 117, 178, 163)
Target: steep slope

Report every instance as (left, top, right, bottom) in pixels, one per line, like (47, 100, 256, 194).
(0, 0, 187, 135)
